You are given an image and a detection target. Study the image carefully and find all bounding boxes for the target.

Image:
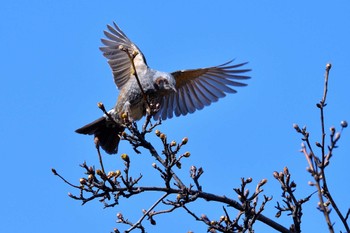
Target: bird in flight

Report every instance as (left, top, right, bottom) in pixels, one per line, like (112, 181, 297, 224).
(76, 22, 251, 154)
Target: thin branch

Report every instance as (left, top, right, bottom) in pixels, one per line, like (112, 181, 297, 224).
(126, 193, 169, 232)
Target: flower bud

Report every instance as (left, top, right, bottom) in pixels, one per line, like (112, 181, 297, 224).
(176, 161, 182, 169)
(121, 112, 128, 119)
(96, 169, 103, 176)
(116, 212, 123, 219)
(246, 177, 253, 183)
(275, 211, 281, 218)
(97, 102, 104, 109)
(88, 174, 94, 181)
(107, 171, 116, 178)
(308, 181, 315, 186)
(160, 133, 166, 139)
(121, 153, 130, 163)
(170, 140, 176, 147)
(293, 123, 301, 132)
(341, 120, 348, 128)
(260, 178, 268, 186)
(219, 215, 225, 222)
(182, 137, 188, 145)
(273, 171, 279, 179)
(155, 129, 161, 136)
(152, 163, 157, 168)
(51, 168, 58, 175)
(115, 170, 121, 177)
(183, 151, 191, 158)
(79, 178, 87, 185)
(290, 181, 296, 188)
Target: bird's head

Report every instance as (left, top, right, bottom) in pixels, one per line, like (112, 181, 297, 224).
(154, 73, 176, 93)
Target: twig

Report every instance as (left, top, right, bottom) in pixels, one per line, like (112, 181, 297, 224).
(126, 193, 169, 232)
(119, 46, 151, 109)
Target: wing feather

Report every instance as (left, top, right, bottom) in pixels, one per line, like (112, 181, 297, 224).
(157, 60, 251, 119)
(100, 22, 148, 90)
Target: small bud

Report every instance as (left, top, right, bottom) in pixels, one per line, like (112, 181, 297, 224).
(121, 153, 130, 163)
(219, 215, 225, 222)
(330, 126, 335, 134)
(290, 181, 296, 188)
(306, 167, 313, 173)
(118, 45, 124, 50)
(183, 151, 191, 158)
(152, 163, 157, 168)
(326, 63, 332, 70)
(246, 177, 253, 183)
(259, 178, 268, 186)
(308, 181, 315, 186)
(51, 168, 58, 175)
(275, 211, 281, 218)
(170, 140, 177, 147)
(279, 172, 284, 180)
(150, 218, 156, 225)
(182, 137, 188, 145)
(160, 133, 166, 139)
(68, 192, 73, 197)
(121, 131, 127, 138)
(293, 123, 301, 132)
(273, 171, 279, 179)
(210, 220, 217, 225)
(116, 212, 123, 219)
(132, 50, 139, 57)
(96, 169, 103, 176)
(176, 194, 182, 200)
(115, 170, 121, 177)
(107, 171, 116, 178)
(94, 136, 99, 146)
(315, 141, 322, 147)
(155, 129, 161, 136)
(201, 214, 209, 222)
(121, 112, 128, 119)
(79, 178, 87, 185)
(341, 120, 348, 128)
(88, 174, 94, 181)
(176, 161, 182, 169)
(97, 102, 104, 109)
(283, 167, 289, 175)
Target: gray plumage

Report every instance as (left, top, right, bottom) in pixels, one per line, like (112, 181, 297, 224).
(76, 22, 251, 154)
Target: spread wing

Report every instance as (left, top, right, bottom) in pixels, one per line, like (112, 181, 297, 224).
(99, 22, 148, 90)
(155, 60, 251, 120)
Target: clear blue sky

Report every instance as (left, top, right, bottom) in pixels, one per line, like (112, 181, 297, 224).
(1, 1, 349, 232)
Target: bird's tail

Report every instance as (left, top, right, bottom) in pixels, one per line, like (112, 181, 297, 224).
(75, 117, 125, 154)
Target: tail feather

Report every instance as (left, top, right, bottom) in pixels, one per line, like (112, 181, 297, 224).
(75, 117, 125, 154)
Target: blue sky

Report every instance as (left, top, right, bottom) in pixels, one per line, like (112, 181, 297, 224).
(1, 1, 350, 232)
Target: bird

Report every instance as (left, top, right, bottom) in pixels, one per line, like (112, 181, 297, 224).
(76, 22, 251, 154)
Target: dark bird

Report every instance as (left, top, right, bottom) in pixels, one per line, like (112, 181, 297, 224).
(76, 22, 251, 154)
